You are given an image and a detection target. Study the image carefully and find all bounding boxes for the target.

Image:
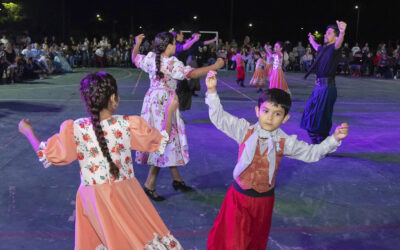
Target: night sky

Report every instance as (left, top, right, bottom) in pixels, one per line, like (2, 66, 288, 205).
(13, 0, 400, 46)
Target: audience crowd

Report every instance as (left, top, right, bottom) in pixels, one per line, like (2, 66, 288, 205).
(1, 31, 399, 84)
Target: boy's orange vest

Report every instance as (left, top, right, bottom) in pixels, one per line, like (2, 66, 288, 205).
(235, 128, 285, 193)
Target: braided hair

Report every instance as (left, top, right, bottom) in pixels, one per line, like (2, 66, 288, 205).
(79, 72, 120, 179)
(153, 32, 174, 80)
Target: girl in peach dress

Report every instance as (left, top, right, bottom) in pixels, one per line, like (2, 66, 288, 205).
(264, 42, 291, 95)
(249, 51, 267, 93)
(18, 72, 183, 250)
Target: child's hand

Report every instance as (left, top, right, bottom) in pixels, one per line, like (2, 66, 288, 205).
(18, 118, 34, 136)
(193, 33, 201, 41)
(167, 92, 179, 114)
(336, 20, 347, 33)
(213, 58, 225, 69)
(333, 122, 349, 141)
(135, 34, 145, 45)
(206, 70, 217, 93)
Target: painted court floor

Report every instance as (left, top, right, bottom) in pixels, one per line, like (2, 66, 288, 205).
(1, 68, 400, 249)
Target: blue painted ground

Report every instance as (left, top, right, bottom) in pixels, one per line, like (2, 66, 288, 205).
(1, 68, 400, 249)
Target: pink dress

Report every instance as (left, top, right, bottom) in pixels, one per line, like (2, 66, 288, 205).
(269, 53, 290, 94)
(37, 115, 182, 249)
(134, 52, 194, 168)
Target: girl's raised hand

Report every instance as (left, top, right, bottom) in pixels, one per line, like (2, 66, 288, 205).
(18, 118, 33, 136)
(135, 34, 145, 45)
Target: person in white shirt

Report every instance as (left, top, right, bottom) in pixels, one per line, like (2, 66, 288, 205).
(205, 71, 348, 250)
(351, 42, 361, 55)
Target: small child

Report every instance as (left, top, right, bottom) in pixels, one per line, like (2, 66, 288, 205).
(249, 51, 267, 93)
(235, 48, 251, 87)
(18, 72, 182, 250)
(205, 71, 348, 250)
(264, 42, 291, 95)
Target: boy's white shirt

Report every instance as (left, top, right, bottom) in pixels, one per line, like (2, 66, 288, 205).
(205, 92, 341, 183)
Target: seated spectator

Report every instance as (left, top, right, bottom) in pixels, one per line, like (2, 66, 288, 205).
(300, 49, 313, 72)
(0, 43, 5, 83)
(349, 51, 363, 77)
(376, 54, 391, 78)
(337, 52, 349, 75)
(351, 42, 361, 55)
(105, 44, 115, 66)
(14, 56, 25, 82)
(289, 47, 300, 71)
(207, 46, 217, 66)
(282, 50, 289, 71)
(0, 34, 8, 45)
(362, 51, 374, 76)
(52, 45, 72, 73)
(392, 53, 400, 79)
(228, 47, 236, 70)
(217, 45, 228, 70)
(3, 42, 17, 83)
(31, 43, 50, 73)
(24, 57, 46, 79)
(95, 46, 105, 67)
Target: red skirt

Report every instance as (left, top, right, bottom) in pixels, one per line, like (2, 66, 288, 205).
(207, 185, 275, 250)
(236, 66, 245, 80)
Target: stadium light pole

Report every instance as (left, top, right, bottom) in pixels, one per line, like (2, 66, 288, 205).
(355, 5, 360, 42)
(229, 0, 233, 40)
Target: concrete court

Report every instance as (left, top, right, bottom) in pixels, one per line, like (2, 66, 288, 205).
(0, 67, 400, 250)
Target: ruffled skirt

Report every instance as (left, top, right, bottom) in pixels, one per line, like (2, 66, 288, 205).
(75, 178, 183, 249)
(269, 68, 290, 94)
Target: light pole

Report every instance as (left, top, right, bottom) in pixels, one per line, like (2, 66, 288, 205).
(355, 5, 360, 42)
(229, 0, 234, 41)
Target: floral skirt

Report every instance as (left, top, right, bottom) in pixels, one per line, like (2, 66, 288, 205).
(136, 88, 189, 168)
(75, 177, 182, 249)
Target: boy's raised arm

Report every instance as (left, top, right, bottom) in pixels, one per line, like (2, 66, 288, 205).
(205, 71, 249, 144)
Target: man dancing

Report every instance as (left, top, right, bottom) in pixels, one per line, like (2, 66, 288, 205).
(301, 20, 347, 144)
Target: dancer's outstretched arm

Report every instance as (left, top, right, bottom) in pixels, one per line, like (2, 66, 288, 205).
(187, 58, 224, 78)
(183, 34, 200, 51)
(204, 36, 218, 45)
(335, 20, 347, 50)
(131, 34, 145, 63)
(308, 33, 320, 51)
(18, 119, 40, 152)
(264, 44, 273, 57)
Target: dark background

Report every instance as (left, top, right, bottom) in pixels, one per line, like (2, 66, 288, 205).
(3, 0, 399, 46)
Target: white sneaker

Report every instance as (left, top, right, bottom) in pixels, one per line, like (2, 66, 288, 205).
(394, 76, 397, 80)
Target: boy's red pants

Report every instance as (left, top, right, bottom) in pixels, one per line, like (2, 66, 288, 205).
(207, 185, 275, 250)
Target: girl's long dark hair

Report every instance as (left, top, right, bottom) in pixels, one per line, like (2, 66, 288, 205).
(79, 72, 119, 179)
(153, 32, 174, 80)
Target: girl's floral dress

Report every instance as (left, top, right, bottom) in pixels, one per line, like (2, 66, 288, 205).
(36, 115, 182, 249)
(134, 52, 194, 168)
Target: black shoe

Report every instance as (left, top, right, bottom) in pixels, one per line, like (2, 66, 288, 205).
(192, 92, 199, 97)
(256, 88, 262, 93)
(143, 186, 166, 201)
(172, 180, 194, 192)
